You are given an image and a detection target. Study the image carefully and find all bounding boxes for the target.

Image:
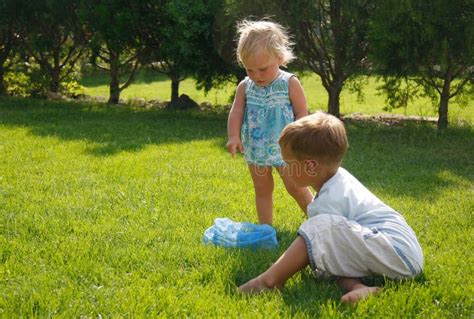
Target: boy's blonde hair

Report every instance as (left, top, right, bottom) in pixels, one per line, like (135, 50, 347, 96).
(279, 112, 348, 165)
(236, 20, 295, 66)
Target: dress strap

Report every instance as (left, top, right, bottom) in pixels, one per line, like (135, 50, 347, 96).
(278, 70, 294, 82)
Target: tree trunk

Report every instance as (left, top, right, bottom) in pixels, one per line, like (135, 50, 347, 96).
(0, 42, 12, 95)
(0, 68, 5, 95)
(329, 0, 344, 119)
(437, 77, 451, 130)
(50, 70, 61, 93)
(108, 53, 120, 104)
(51, 49, 62, 93)
(171, 76, 180, 103)
(327, 83, 343, 118)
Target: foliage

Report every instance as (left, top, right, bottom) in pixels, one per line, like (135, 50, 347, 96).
(183, 0, 243, 93)
(2, 55, 85, 98)
(4, 71, 31, 97)
(2, 0, 472, 118)
(369, 0, 474, 128)
(202, 0, 277, 91)
(81, 0, 151, 103)
(208, 0, 319, 101)
(138, 0, 247, 102)
(61, 80, 86, 98)
(213, 0, 284, 65)
(20, 0, 89, 94)
(376, 76, 421, 111)
(4, 70, 86, 99)
(141, 0, 227, 103)
(0, 0, 29, 95)
(280, 0, 375, 117)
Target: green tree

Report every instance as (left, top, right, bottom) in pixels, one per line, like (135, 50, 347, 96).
(81, 0, 149, 104)
(370, 0, 474, 129)
(210, 0, 282, 96)
(281, 0, 375, 117)
(0, 0, 27, 95)
(141, 0, 240, 105)
(182, 0, 240, 98)
(23, 0, 88, 94)
(142, 0, 202, 104)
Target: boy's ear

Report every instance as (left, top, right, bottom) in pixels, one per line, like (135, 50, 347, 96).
(304, 159, 319, 173)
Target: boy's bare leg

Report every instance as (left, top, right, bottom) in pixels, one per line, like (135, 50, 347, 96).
(277, 166, 313, 216)
(239, 236, 309, 293)
(337, 277, 380, 303)
(249, 165, 274, 224)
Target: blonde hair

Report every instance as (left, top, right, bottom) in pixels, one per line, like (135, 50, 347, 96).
(279, 112, 349, 165)
(236, 19, 295, 66)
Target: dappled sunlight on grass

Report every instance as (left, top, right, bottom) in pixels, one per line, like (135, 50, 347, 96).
(0, 97, 228, 157)
(342, 121, 473, 203)
(435, 169, 473, 186)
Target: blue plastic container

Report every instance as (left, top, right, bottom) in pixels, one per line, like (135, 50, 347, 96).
(203, 218, 278, 249)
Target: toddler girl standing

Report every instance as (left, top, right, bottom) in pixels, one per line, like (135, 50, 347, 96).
(226, 20, 313, 225)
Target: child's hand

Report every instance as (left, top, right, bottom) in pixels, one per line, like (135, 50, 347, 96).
(226, 138, 243, 157)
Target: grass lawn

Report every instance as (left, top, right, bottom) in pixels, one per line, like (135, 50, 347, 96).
(79, 69, 474, 124)
(1, 97, 473, 317)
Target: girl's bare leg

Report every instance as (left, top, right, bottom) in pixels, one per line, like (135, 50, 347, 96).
(337, 277, 380, 303)
(239, 236, 309, 293)
(248, 165, 274, 224)
(276, 165, 313, 216)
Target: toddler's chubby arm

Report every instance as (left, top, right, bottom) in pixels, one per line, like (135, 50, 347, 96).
(226, 81, 246, 157)
(288, 76, 309, 120)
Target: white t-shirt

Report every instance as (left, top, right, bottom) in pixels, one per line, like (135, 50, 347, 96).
(308, 167, 423, 263)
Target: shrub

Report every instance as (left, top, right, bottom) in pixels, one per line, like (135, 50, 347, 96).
(4, 71, 31, 97)
(61, 80, 86, 98)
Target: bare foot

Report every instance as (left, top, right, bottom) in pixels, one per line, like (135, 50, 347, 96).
(341, 285, 379, 303)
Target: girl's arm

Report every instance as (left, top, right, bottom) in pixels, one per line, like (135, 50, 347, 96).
(288, 76, 309, 120)
(226, 80, 246, 157)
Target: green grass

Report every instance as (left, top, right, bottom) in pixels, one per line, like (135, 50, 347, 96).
(1, 97, 473, 317)
(79, 69, 474, 124)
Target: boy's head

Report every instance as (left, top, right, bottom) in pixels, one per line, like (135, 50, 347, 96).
(279, 112, 348, 167)
(236, 20, 295, 67)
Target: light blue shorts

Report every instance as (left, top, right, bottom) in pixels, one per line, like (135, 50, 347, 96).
(298, 214, 423, 279)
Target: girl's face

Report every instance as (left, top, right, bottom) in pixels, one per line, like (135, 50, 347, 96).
(243, 50, 282, 87)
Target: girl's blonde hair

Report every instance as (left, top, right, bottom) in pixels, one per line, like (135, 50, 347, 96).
(279, 112, 349, 165)
(236, 19, 295, 66)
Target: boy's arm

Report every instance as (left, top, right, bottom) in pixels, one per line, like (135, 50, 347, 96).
(288, 76, 309, 120)
(226, 81, 246, 157)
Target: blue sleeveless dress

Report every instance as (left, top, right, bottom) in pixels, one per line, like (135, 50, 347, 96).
(241, 70, 295, 166)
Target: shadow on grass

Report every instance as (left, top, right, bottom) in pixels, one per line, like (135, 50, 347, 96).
(1, 96, 472, 201)
(0, 97, 227, 156)
(342, 121, 474, 201)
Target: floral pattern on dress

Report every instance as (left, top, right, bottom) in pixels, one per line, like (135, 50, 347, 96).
(241, 70, 295, 166)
